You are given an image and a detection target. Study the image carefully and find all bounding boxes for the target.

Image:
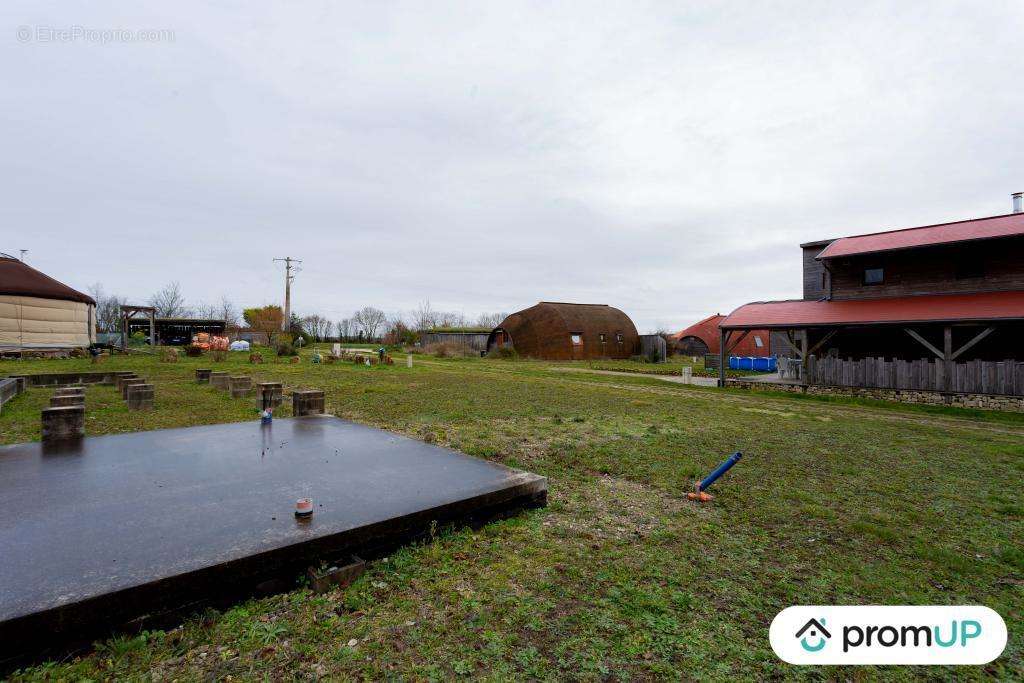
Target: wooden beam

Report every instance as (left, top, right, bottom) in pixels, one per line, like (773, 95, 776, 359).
(774, 332, 803, 359)
(800, 330, 808, 377)
(806, 329, 839, 357)
(904, 328, 944, 360)
(951, 326, 995, 360)
(943, 326, 952, 392)
(718, 328, 729, 388)
(725, 330, 750, 354)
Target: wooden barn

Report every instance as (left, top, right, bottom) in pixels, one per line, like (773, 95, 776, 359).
(419, 328, 490, 351)
(720, 197, 1024, 396)
(487, 302, 638, 360)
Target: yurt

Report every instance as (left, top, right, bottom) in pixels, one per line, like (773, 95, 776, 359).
(0, 254, 96, 352)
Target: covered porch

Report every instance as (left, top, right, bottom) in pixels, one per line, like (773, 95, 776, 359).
(717, 291, 1024, 396)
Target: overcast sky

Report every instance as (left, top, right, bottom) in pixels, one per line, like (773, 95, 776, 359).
(3, 1, 1023, 331)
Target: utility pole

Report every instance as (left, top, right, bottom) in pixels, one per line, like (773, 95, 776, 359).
(273, 257, 301, 332)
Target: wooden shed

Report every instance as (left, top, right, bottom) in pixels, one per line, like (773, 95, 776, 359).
(419, 328, 490, 351)
(487, 302, 638, 360)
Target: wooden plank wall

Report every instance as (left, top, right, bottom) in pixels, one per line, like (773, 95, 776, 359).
(805, 355, 1024, 396)
(420, 332, 489, 351)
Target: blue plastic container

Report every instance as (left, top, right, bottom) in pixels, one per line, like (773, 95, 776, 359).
(739, 357, 754, 371)
(728, 356, 738, 370)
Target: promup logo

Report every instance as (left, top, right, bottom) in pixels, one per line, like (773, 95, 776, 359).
(795, 618, 830, 652)
(770, 606, 1006, 665)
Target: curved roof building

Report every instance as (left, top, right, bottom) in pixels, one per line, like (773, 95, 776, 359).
(673, 313, 769, 356)
(0, 254, 96, 351)
(487, 302, 638, 360)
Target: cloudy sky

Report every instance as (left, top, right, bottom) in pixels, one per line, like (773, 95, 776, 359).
(3, 1, 1023, 331)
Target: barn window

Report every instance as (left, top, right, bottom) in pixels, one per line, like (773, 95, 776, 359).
(571, 334, 583, 346)
(599, 333, 606, 343)
(863, 267, 884, 285)
(615, 333, 623, 344)
(754, 335, 764, 348)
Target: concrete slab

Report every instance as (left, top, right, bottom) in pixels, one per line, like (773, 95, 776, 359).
(0, 416, 546, 665)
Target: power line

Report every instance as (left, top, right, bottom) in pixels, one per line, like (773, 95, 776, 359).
(272, 257, 302, 331)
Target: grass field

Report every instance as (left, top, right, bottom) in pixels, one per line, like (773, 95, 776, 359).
(1, 351, 1022, 680)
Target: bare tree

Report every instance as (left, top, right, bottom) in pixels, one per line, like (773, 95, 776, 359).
(410, 300, 437, 330)
(193, 302, 218, 319)
(353, 306, 387, 340)
(436, 310, 468, 328)
(218, 296, 240, 327)
(88, 282, 124, 333)
(336, 318, 353, 341)
(301, 314, 332, 341)
(475, 311, 507, 328)
(148, 281, 189, 317)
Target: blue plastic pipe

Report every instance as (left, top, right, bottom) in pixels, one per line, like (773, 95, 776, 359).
(698, 452, 743, 492)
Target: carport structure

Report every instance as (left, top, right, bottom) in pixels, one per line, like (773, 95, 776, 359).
(717, 290, 1024, 391)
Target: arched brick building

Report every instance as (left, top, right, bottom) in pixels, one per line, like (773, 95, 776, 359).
(488, 302, 638, 360)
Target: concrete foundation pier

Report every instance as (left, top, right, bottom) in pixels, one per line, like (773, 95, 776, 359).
(41, 405, 85, 442)
(114, 375, 139, 394)
(49, 395, 84, 408)
(292, 390, 325, 416)
(196, 369, 212, 383)
(121, 379, 147, 400)
(229, 376, 253, 398)
(53, 387, 85, 398)
(106, 371, 136, 386)
(209, 372, 230, 390)
(257, 382, 284, 411)
(126, 384, 155, 410)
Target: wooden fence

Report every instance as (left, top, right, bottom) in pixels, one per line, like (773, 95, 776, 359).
(805, 355, 1024, 396)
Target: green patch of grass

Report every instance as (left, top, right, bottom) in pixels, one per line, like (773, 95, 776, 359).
(1, 351, 1023, 680)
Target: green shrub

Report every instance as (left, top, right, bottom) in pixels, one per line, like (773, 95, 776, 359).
(276, 342, 297, 357)
(184, 344, 204, 357)
(488, 346, 518, 360)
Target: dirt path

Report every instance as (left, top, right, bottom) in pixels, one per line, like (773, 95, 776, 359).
(549, 366, 720, 386)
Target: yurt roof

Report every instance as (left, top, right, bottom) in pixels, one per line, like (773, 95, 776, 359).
(0, 254, 95, 305)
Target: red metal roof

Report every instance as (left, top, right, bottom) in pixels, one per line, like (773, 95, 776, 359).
(816, 212, 1024, 259)
(673, 314, 770, 354)
(673, 313, 721, 341)
(721, 290, 1024, 329)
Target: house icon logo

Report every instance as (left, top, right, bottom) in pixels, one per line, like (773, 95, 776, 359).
(795, 617, 831, 652)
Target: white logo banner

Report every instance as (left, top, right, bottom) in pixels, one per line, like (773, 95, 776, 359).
(770, 606, 1007, 665)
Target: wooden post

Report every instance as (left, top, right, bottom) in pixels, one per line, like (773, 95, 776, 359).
(800, 329, 808, 383)
(718, 328, 728, 388)
(943, 325, 952, 393)
(149, 311, 156, 347)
